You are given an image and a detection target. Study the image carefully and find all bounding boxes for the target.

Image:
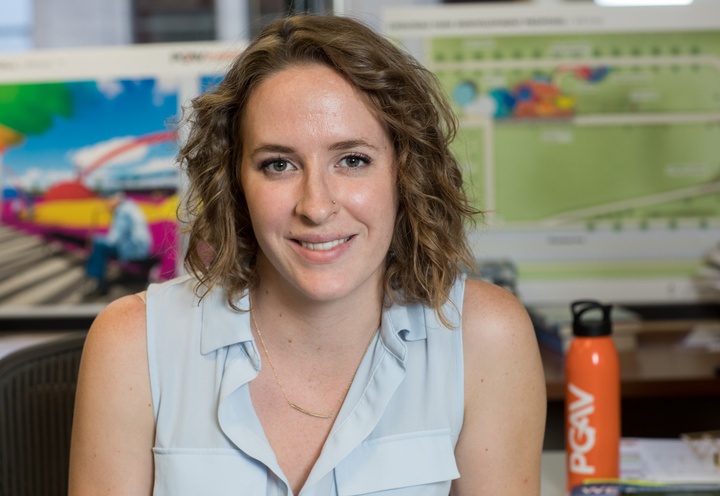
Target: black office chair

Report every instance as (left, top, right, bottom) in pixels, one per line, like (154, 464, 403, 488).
(0, 332, 87, 496)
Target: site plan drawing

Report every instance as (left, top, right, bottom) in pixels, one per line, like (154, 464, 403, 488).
(385, 4, 720, 302)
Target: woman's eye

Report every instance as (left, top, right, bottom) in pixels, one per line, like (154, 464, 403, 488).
(340, 155, 370, 168)
(261, 159, 294, 172)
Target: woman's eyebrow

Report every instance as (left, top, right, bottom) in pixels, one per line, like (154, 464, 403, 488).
(250, 144, 295, 156)
(329, 139, 378, 151)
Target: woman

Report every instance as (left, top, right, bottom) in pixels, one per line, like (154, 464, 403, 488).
(69, 14, 546, 496)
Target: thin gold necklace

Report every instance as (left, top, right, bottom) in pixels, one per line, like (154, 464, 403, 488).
(250, 306, 378, 419)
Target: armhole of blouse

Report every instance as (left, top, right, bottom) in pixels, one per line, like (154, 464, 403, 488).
(446, 275, 466, 443)
(140, 288, 160, 420)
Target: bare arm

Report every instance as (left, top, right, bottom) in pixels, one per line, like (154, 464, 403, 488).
(68, 294, 155, 495)
(452, 279, 547, 495)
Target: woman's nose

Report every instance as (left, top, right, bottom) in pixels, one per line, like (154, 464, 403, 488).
(294, 170, 337, 224)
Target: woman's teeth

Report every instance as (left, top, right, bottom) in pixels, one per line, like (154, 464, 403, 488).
(300, 237, 350, 251)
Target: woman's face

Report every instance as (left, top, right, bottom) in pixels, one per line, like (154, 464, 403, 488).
(240, 64, 398, 304)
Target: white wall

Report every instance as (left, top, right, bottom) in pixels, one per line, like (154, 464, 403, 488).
(33, 0, 131, 49)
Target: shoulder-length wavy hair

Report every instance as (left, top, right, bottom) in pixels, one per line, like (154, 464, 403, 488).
(179, 14, 481, 322)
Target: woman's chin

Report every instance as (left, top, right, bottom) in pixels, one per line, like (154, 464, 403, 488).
(285, 272, 383, 306)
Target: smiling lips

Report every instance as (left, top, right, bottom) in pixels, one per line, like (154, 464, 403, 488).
(298, 236, 352, 251)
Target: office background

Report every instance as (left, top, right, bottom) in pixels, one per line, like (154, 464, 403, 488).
(1, 0, 719, 453)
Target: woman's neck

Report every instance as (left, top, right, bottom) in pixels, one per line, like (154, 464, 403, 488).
(250, 278, 384, 358)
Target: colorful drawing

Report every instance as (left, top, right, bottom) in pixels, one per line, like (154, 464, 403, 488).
(0, 78, 182, 302)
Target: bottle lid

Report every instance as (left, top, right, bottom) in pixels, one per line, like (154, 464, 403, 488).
(571, 300, 613, 337)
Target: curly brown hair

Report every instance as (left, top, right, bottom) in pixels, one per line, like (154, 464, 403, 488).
(179, 14, 481, 322)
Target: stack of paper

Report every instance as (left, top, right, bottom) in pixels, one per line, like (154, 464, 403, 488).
(570, 438, 720, 495)
(620, 438, 720, 484)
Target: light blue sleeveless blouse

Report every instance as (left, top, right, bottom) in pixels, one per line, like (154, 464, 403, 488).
(146, 275, 466, 495)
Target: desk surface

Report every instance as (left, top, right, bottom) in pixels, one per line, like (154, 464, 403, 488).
(542, 328, 720, 400)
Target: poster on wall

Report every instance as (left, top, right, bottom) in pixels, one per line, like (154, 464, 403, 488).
(0, 42, 239, 314)
(384, 2, 720, 304)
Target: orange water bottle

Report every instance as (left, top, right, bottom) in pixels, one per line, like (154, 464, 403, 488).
(565, 300, 621, 491)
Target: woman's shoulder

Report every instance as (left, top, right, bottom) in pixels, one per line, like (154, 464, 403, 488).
(462, 277, 529, 325)
(95, 293, 147, 328)
(460, 277, 537, 360)
(87, 293, 148, 354)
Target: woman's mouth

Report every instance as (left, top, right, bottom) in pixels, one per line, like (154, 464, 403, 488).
(299, 237, 351, 251)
